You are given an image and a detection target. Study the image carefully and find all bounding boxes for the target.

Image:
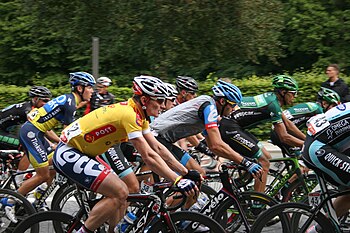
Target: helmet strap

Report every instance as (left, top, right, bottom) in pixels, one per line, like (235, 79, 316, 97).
(277, 89, 287, 106)
(138, 96, 151, 121)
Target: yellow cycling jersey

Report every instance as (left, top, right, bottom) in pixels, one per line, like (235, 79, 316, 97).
(60, 98, 149, 157)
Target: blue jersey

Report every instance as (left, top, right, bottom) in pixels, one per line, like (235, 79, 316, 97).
(27, 93, 78, 132)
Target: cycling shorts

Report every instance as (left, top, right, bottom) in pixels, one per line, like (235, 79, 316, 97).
(219, 124, 263, 159)
(53, 142, 111, 192)
(155, 136, 191, 166)
(19, 122, 54, 168)
(302, 136, 350, 187)
(100, 144, 133, 179)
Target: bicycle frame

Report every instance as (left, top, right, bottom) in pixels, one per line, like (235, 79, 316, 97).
(298, 173, 349, 233)
(266, 155, 313, 199)
(200, 164, 254, 231)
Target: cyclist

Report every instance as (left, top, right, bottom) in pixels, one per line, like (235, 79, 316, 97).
(173, 76, 214, 161)
(151, 79, 263, 179)
(219, 75, 305, 193)
(53, 75, 198, 233)
(302, 101, 350, 233)
(270, 87, 340, 156)
(0, 86, 52, 185)
(84, 76, 115, 114)
(15, 72, 95, 212)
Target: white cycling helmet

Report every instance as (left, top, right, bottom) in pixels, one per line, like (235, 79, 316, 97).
(133, 75, 167, 98)
(176, 76, 198, 92)
(97, 77, 112, 87)
(164, 83, 178, 99)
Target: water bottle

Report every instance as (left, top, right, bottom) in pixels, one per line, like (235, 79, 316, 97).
(114, 212, 136, 233)
(33, 183, 48, 200)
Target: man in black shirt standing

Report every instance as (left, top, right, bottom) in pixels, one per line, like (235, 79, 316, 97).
(319, 64, 350, 102)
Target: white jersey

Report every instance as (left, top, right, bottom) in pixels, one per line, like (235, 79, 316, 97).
(151, 95, 218, 143)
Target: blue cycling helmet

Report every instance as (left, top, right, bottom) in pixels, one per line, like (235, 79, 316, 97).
(69, 72, 96, 87)
(212, 80, 242, 104)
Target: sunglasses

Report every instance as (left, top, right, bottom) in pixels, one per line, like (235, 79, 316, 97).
(150, 97, 166, 105)
(288, 91, 298, 97)
(226, 100, 237, 107)
(97, 85, 106, 88)
(187, 91, 196, 95)
(39, 98, 50, 103)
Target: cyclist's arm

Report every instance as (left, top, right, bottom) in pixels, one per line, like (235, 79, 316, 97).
(274, 121, 304, 147)
(205, 127, 242, 163)
(130, 136, 181, 182)
(44, 130, 60, 143)
(186, 135, 200, 147)
(282, 113, 306, 140)
(143, 132, 188, 176)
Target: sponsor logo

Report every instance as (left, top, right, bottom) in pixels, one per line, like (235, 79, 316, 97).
(136, 113, 142, 127)
(84, 125, 116, 143)
(315, 149, 325, 156)
(27, 131, 35, 139)
(336, 104, 346, 111)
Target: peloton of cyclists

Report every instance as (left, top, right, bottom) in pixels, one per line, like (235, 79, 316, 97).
(218, 75, 305, 194)
(53, 75, 199, 233)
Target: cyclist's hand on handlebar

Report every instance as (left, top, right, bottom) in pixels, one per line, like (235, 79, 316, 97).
(195, 140, 215, 157)
(174, 177, 199, 197)
(240, 157, 263, 179)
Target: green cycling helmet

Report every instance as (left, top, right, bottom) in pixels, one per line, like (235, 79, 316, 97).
(318, 87, 341, 104)
(272, 75, 299, 91)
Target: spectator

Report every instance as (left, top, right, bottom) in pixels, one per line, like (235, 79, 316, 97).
(83, 77, 115, 114)
(318, 64, 350, 103)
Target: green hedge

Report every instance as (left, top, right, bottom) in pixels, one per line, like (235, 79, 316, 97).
(1, 69, 349, 140)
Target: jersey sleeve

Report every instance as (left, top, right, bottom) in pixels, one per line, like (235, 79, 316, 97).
(61, 95, 77, 125)
(269, 98, 283, 124)
(202, 103, 219, 130)
(121, 109, 148, 140)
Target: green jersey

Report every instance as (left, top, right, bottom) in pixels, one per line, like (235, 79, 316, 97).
(231, 92, 282, 128)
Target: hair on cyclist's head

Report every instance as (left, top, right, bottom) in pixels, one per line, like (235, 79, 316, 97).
(212, 80, 242, 104)
(132, 75, 168, 98)
(175, 76, 198, 92)
(28, 86, 52, 98)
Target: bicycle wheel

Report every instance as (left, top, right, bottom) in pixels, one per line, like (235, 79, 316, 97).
(213, 191, 278, 233)
(0, 188, 37, 233)
(251, 202, 336, 233)
(148, 210, 225, 233)
(282, 173, 319, 202)
(49, 182, 71, 209)
(12, 211, 82, 233)
(51, 184, 85, 217)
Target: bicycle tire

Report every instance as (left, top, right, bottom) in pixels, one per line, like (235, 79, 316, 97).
(50, 184, 84, 216)
(12, 211, 80, 233)
(148, 210, 225, 233)
(200, 183, 217, 198)
(213, 191, 278, 232)
(281, 173, 318, 202)
(0, 188, 38, 233)
(250, 202, 336, 233)
(49, 182, 71, 209)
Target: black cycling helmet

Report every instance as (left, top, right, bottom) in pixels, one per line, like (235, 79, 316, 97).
(28, 86, 52, 98)
(176, 76, 199, 92)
